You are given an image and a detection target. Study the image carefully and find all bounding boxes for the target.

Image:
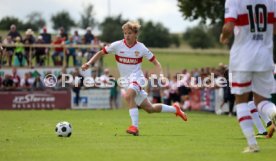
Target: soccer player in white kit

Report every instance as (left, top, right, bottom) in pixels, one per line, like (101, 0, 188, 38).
(220, 0, 276, 153)
(81, 21, 187, 136)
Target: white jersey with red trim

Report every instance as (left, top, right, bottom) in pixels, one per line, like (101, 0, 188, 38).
(103, 39, 155, 84)
(224, 0, 276, 71)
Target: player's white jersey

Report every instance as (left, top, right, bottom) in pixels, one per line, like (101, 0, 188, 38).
(103, 39, 155, 85)
(224, 0, 276, 71)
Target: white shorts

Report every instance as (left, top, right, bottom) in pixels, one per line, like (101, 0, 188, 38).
(230, 71, 274, 98)
(128, 82, 148, 106)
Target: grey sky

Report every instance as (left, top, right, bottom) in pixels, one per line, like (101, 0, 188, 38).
(0, 0, 199, 34)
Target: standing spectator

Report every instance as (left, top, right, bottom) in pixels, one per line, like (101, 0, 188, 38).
(84, 27, 94, 44)
(40, 27, 51, 65)
(52, 35, 64, 66)
(14, 37, 25, 67)
(34, 36, 46, 66)
(221, 69, 235, 116)
(65, 36, 77, 67)
(2, 36, 14, 66)
(109, 75, 119, 109)
(23, 29, 36, 66)
(7, 24, 22, 42)
(59, 27, 68, 41)
(72, 68, 83, 106)
(11, 67, 21, 88)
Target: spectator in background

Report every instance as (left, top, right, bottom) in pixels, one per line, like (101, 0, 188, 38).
(88, 36, 103, 70)
(0, 73, 2, 88)
(169, 75, 180, 105)
(65, 36, 77, 67)
(14, 37, 25, 67)
(32, 74, 44, 90)
(23, 29, 36, 66)
(52, 35, 64, 66)
(59, 27, 68, 41)
(40, 27, 51, 44)
(20, 72, 34, 90)
(109, 75, 119, 109)
(7, 24, 22, 42)
(100, 68, 110, 87)
(73, 30, 81, 44)
(34, 36, 46, 66)
(2, 74, 14, 90)
(72, 68, 83, 106)
(2, 36, 14, 66)
(221, 68, 235, 116)
(84, 27, 94, 44)
(161, 84, 170, 105)
(11, 67, 20, 88)
(148, 76, 162, 103)
(40, 27, 51, 65)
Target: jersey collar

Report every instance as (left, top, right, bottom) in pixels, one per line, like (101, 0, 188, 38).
(123, 39, 137, 48)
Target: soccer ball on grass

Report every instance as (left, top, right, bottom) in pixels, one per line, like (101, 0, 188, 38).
(55, 121, 72, 137)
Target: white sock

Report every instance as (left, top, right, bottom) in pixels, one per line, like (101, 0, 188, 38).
(236, 103, 257, 146)
(259, 111, 271, 127)
(248, 101, 266, 134)
(129, 108, 139, 128)
(161, 104, 176, 113)
(257, 100, 276, 119)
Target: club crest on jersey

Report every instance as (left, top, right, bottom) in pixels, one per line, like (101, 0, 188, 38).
(135, 51, 140, 57)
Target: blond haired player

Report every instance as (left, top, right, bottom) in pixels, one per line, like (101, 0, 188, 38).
(220, 0, 276, 153)
(82, 21, 187, 136)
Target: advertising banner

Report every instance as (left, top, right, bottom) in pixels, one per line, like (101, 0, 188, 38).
(0, 89, 71, 110)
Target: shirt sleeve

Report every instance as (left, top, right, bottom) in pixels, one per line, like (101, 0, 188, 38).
(224, 0, 238, 23)
(103, 41, 120, 54)
(141, 44, 155, 62)
(274, 0, 276, 20)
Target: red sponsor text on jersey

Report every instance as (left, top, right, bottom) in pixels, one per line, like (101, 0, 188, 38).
(115, 55, 143, 65)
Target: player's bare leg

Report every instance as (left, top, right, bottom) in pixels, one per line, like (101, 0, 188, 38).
(140, 98, 187, 121)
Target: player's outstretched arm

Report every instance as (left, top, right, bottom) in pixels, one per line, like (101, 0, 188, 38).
(81, 50, 105, 71)
(151, 59, 164, 76)
(220, 22, 235, 45)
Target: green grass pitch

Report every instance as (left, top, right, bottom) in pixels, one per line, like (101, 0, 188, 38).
(0, 110, 275, 161)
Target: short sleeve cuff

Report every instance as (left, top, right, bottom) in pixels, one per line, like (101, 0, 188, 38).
(102, 47, 108, 54)
(224, 17, 236, 24)
(149, 55, 155, 62)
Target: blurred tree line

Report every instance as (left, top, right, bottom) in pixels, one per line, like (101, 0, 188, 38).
(178, 0, 225, 49)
